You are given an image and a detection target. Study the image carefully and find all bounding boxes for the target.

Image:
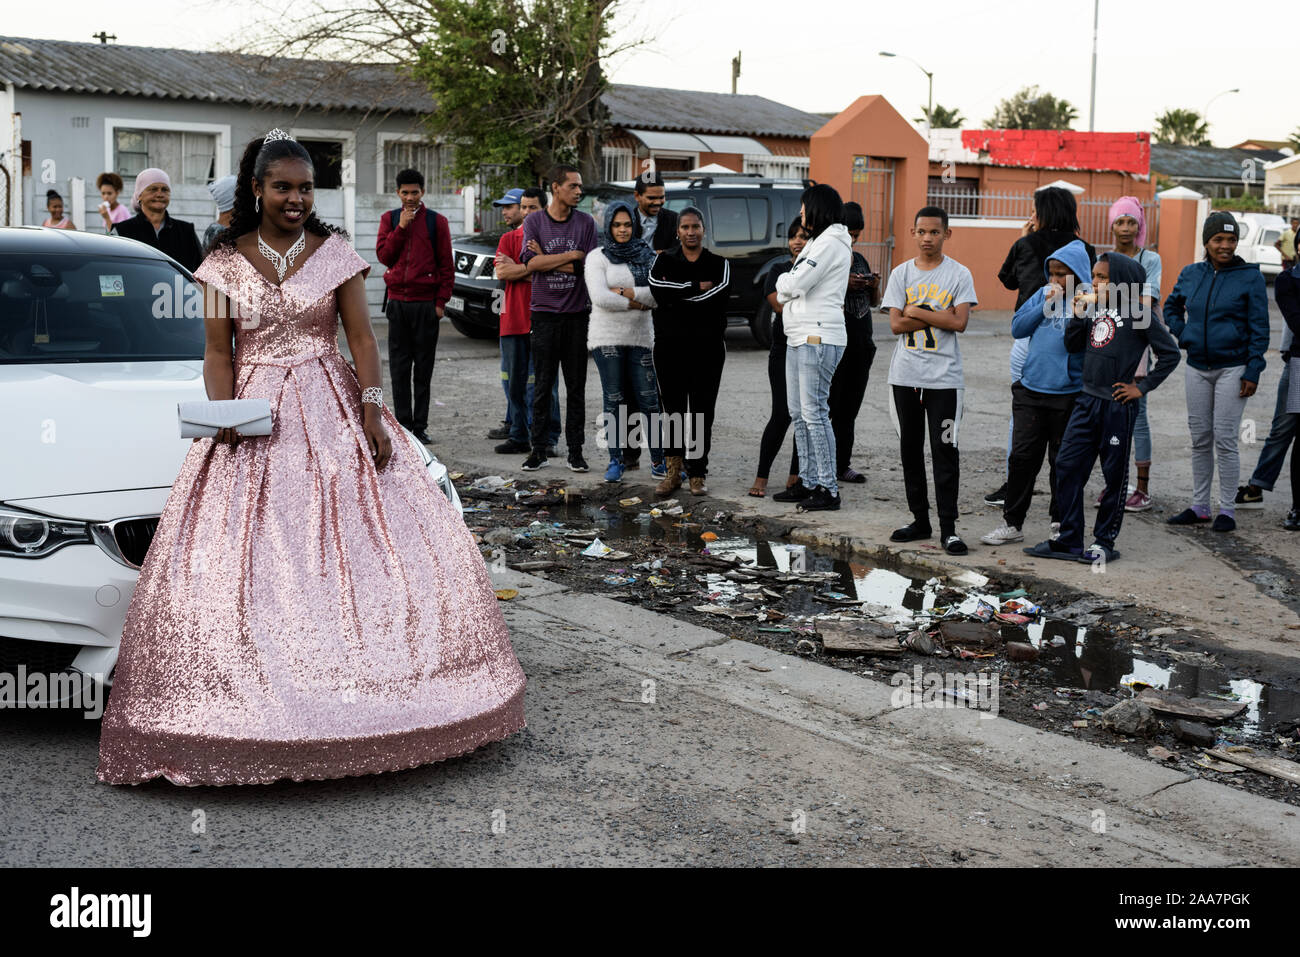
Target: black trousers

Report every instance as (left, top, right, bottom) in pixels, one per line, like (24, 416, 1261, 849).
(1055, 394, 1137, 552)
(891, 385, 961, 531)
(386, 299, 440, 432)
(828, 316, 876, 475)
(655, 334, 726, 477)
(756, 331, 799, 480)
(529, 312, 589, 455)
(1003, 382, 1079, 529)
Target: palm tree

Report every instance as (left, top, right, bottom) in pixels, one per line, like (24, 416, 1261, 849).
(985, 86, 1078, 130)
(1153, 109, 1211, 146)
(1288, 126, 1300, 152)
(915, 103, 965, 128)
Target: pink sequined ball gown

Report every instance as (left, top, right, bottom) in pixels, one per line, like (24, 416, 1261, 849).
(97, 233, 526, 786)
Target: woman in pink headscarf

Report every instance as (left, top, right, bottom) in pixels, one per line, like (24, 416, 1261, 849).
(1105, 196, 1163, 512)
(111, 166, 203, 271)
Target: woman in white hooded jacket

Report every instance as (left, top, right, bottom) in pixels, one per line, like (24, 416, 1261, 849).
(775, 184, 852, 511)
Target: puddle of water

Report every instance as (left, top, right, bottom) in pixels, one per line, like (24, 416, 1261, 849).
(543, 502, 1300, 739)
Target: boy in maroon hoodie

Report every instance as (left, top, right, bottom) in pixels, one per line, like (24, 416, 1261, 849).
(376, 168, 454, 443)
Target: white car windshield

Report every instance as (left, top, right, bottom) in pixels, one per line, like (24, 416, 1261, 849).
(0, 253, 206, 363)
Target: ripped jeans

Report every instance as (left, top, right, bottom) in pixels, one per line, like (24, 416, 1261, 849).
(590, 345, 665, 466)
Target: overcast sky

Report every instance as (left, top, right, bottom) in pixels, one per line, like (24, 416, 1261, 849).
(6, 0, 1290, 148)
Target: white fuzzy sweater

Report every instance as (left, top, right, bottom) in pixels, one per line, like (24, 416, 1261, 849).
(585, 248, 657, 350)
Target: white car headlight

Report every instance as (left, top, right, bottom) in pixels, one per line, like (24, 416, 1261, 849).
(0, 506, 92, 559)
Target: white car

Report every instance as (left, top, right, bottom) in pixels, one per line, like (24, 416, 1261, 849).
(0, 227, 460, 705)
(1231, 212, 1286, 277)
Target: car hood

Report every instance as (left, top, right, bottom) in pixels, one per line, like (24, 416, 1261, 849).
(0, 360, 206, 500)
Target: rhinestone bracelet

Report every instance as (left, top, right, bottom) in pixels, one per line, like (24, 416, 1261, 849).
(361, 387, 384, 410)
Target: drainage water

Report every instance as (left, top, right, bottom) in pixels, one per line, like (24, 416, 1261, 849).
(552, 503, 1300, 740)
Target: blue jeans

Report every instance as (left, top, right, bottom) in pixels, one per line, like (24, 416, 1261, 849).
(786, 342, 844, 494)
(1248, 362, 1298, 491)
(501, 333, 560, 446)
(1132, 393, 1151, 463)
(591, 345, 664, 465)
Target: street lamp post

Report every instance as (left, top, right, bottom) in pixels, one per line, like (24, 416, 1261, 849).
(879, 51, 933, 129)
(1202, 88, 1240, 127)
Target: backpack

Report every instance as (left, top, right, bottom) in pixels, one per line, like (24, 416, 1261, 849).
(382, 206, 444, 311)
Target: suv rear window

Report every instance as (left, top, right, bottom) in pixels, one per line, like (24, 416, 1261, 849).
(709, 197, 770, 244)
(0, 253, 205, 363)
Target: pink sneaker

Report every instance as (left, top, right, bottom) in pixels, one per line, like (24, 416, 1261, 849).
(1124, 490, 1152, 512)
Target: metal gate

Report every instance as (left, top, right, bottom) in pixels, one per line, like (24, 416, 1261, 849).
(849, 156, 896, 277)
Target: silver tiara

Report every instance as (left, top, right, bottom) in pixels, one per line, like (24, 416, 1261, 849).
(263, 128, 295, 145)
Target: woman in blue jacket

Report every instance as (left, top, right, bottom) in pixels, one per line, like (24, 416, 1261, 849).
(1164, 212, 1271, 532)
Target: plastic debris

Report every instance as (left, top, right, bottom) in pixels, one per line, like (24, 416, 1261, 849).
(998, 587, 1029, 599)
(758, 626, 792, 634)
(795, 639, 818, 655)
(971, 600, 996, 622)
(493, 588, 518, 601)
(469, 475, 511, 491)
(995, 612, 1033, 625)
(701, 532, 719, 542)
(693, 604, 758, 619)
(1072, 720, 1089, 728)
(1146, 746, 1178, 762)
(618, 496, 642, 507)
(602, 575, 636, 586)
(581, 539, 613, 558)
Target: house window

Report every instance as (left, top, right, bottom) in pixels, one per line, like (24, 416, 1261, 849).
(383, 140, 458, 195)
(927, 176, 980, 217)
(743, 155, 810, 180)
(299, 140, 343, 190)
(601, 147, 634, 183)
(114, 128, 216, 184)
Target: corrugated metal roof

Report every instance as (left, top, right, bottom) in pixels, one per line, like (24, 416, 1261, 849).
(1150, 143, 1286, 182)
(601, 83, 825, 138)
(0, 36, 827, 139)
(0, 35, 430, 113)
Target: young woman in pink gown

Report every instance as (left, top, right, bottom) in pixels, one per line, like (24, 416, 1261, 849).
(97, 132, 526, 786)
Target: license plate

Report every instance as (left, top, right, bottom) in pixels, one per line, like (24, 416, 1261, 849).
(446, 296, 465, 313)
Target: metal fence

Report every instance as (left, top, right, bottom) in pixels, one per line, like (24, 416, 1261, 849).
(926, 186, 1161, 252)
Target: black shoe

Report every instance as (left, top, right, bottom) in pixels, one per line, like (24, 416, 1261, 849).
(1234, 484, 1265, 509)
(942, 534, 968, 556)
(984, 483, 1007, 507)
(521, 453, 548, 471)
(413, 430, 432, 444)
(890, 521, 932, 543)
(567, 452, 590, 473)
(1211, 514, 1236, 533)
(773, 480, 811, 502)
(495, 439, 531, 454)
(798, 486, 841, 511)
(546, 446, 559, 458)
(487, 426, 512, 440)
(1167, 508, 1209, 526)
(1284, 509, 1300, 531)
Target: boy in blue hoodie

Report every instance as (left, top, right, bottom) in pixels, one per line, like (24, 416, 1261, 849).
(1025, 252, 1181, 564)
(982, 240, 1089, 545)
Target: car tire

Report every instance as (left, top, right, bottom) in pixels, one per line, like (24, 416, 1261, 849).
(449, 314, 498, 340)
(749, 302, 774, 350)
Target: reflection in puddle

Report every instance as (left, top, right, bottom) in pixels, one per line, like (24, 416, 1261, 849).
(556, 502, 1298, 739)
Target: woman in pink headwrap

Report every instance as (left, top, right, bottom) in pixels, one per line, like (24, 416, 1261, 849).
(1104, 196, 1163, 512)
(111, 166, 203, 271)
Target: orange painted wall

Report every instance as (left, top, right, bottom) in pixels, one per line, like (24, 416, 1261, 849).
(938, 224, 1026, 311)
(698, 151, 744, 172)
(809, 95, 928, 279)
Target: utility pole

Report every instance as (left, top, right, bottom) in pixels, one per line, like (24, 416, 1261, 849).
(731, 51, 741, 95)
(92, 31, 117, 44)
(1088, 0, 1099, 130)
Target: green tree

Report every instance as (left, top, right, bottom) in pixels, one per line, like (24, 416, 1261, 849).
(1288, 126, 1300, 151)
(985, 86, 1078, 130)
(915, 103, 965, 128)
(1153, 109, 1211, 146)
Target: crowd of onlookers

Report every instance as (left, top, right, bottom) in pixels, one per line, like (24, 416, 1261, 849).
(43, 160, 1299, 562)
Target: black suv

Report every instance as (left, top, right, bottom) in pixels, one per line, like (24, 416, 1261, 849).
(443, 173, 808, 347)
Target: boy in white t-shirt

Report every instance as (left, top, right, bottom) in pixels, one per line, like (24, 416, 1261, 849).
(881, 206, 979, 555)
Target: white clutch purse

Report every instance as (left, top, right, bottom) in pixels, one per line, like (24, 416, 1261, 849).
(178, 399, 273, 439)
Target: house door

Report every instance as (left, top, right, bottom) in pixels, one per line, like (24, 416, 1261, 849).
(849, 156, 896, 277)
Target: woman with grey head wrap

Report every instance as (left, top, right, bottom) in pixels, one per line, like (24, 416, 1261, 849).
(202, 175, 238, 253)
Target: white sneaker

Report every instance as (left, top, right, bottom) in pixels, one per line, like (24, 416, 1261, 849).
(980, 523, 1024, 545)
(1049, 521, 1061, 541)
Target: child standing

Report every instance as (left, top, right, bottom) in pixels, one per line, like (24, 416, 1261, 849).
(882, 206, 978, 555)
(1025, 252, 1181, 563)
(42, 190, 75, 229)
(1107, 198, 1163, 511)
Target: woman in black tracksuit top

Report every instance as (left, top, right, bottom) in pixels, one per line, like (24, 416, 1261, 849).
(648, 206, 731, 497)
